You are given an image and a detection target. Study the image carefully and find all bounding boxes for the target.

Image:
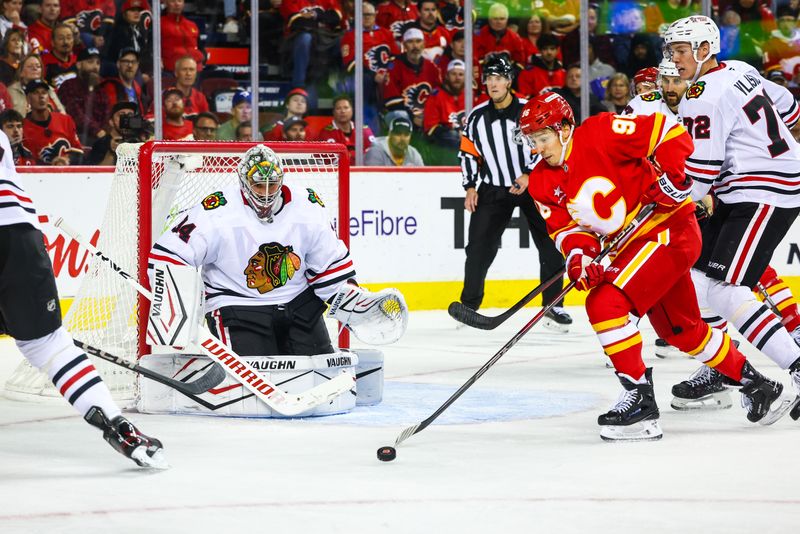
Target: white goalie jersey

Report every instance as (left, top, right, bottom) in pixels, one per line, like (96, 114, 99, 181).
(678, 60, 800, 207)
(0, 131, 40, 229)
(149, 183, 355, 312)
(623, 91, 679, 121)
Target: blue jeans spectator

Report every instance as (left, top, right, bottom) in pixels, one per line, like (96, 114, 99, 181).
(292, 32, 313, 88)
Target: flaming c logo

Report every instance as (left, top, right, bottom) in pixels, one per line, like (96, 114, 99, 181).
(366, 45, 394, 72)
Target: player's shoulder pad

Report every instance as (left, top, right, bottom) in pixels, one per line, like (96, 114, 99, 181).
(200, 190, 229, 211)
(685, 80, 707, 100)
(305, 187, 326, 208)
(641, 91, 662, 102)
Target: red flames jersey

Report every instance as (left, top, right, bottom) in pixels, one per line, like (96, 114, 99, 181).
(474, 25, 527, 67)
(316, 120, 375, 163)
(341, 25, 399, 72)
(23, 112, 83, 165)
(384, 54, 442, 111)
(421, 24, 451, 61)
(423, 86, 465, 135)
(528, 112, 695, 257)
(376, 0, 419, 42)
(517, 63, 567, 97)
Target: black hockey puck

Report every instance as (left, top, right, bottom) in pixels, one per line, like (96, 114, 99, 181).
(377, 446, 396, 462)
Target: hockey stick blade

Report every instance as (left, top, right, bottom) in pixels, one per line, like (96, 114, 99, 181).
(76, 340, 226, 401)
(55, 217, 354, 416)
(447, 269, 564, 330)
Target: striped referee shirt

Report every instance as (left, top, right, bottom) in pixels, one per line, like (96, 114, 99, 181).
(0, 131, 40, 230)
(459, 96, 536, 190)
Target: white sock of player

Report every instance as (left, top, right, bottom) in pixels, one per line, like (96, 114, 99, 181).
(16, 327, 122, 420)
(691, 268, 728, 331)
(706, 280, 800, 369)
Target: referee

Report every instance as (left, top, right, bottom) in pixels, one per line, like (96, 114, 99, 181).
(458, 54, 571, 330)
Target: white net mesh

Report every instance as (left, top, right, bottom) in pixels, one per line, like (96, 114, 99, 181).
(4, 142, 347, 402)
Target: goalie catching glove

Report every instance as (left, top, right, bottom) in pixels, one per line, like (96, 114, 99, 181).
(327, 284, 408, 345)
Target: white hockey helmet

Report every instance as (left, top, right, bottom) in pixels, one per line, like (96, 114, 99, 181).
(662, 15, 721, 57)
(238, 144, 284, 222)
(657, 58, 680, 78)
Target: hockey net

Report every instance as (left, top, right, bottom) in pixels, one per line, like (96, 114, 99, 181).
(4, 141, 350, 403)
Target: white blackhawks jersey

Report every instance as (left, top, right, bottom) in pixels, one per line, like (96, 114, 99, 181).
(623, 90, 680, 122)
(149, 183, 355, 313)
(0, 130, 39, 229)
(678, 60, 800, 206)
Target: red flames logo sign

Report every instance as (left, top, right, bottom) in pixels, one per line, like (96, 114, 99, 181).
(43, 229, 101, 278)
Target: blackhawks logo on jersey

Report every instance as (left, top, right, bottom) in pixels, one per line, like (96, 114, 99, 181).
(686, 81, 706, 99)
(641, 92, 662, 102)
(244, 242, 302, 294)
(306, 188, 325, 207)
(201, 191, 227, 210)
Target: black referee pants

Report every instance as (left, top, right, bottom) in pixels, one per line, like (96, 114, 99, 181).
(460, 184, 565, 310)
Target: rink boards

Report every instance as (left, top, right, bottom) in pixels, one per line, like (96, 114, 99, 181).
(19, 166, 800, 312)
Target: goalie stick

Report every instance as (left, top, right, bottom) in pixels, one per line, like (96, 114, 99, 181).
(52, 217, 355, 416)
(448, 203, 657, 330)
(393, 204, 657, 448)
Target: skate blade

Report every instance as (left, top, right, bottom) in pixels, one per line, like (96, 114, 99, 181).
(600, 419, 663, 442)
(670, 391, 732, 411)
(131, 447, 170, 470)
(542, 318, 569, 333)
(759, 394, 800, 426)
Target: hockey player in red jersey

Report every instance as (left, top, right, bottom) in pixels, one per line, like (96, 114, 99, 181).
(519, 92, 790, 440)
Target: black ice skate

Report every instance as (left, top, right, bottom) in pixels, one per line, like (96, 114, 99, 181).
(739, 362, 793, 425)
(670, 365, 733, 411)
(543, 306, 572, 333)
(788, 358, 800, 421)
(85, 407, 169, 469)
(598, 368, 662, 442)
(654, 338, 688, 359)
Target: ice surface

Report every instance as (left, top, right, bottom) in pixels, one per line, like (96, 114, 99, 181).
(1, 308, 799, 533)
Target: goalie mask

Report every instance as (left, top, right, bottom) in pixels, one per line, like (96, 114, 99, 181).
(238, 144, 284, 222)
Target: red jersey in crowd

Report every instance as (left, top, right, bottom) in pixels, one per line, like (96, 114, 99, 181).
(421, 23, 451, 61)
(376, 0, 419, 42)
(162, 119, 193, 141)
(280, 0, 343, 34)
(517, 57, 566, 97)
(316, 120, 375, 163)
(98, 77, 144, 116)
(529, 112, 694, 260)
(60, 0, 116, 18)
(384, 54, 442, 112)
(23, 112, 83, 164)
(161, 13, 204, 72)
(27, 19, 55, 54)
(341, 25, 399, 72)
(42, 51, 77, 88)
(422, 85, 465, 136)
(474, 25, 527, 67)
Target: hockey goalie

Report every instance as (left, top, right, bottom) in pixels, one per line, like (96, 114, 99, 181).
(139, 144, 408, 417)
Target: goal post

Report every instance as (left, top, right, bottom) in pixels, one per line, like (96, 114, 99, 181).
(4, 140, 351, 402)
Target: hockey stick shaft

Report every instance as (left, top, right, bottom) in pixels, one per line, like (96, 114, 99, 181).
(53, 217, 354, 416)
(396, 279, 579, 447)
(76, 340, 225, 407)
(756, 282, 782, 317)
(448, 203, 656, 330)
(396, 203, 657, 446)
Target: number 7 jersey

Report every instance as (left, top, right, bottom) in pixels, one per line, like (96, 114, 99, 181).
(679, 60, 800, 207)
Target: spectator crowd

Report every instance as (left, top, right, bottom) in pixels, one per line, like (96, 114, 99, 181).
(1, 0, 799, 166)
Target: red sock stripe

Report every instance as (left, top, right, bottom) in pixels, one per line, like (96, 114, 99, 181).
(58, 365, 95, 396)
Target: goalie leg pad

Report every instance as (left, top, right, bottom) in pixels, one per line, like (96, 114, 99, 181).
(137, 352, 358, 417)
(352, 348, 384, 406)
(147, 262, 203, 351)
